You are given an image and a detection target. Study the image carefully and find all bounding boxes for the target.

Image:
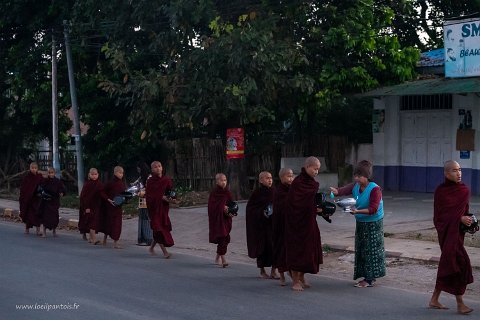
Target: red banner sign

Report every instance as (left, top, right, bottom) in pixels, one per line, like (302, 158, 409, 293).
(226, 128, 245, 159)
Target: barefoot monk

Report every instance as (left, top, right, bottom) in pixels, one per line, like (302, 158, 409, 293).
(429, 160, 474, 315)
(285, 157, 323, 291)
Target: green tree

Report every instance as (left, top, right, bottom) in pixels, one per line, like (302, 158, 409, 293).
(0, 0, 73, 187)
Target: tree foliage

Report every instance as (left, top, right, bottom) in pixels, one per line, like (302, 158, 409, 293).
(2, 0, 469, 187)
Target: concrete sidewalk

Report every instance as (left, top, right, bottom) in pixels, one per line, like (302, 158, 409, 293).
(1, 192, 480, 268)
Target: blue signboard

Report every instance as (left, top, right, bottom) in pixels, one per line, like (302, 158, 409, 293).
(444, 19, 480, 78)
(460, 150, 471, 159)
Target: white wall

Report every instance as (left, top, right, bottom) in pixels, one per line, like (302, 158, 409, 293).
(372, 96, 401, 166)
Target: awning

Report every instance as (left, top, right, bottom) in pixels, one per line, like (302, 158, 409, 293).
(361, 77, 480, 96)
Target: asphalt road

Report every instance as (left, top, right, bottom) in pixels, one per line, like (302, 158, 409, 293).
(1, 221, 477, 320)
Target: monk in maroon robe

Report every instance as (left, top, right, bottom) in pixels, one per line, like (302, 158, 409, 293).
(19, 162, 44, 235)
(79, 168, 105, 244)
(38, 167, 65, 237)
(146, 161, 177, 258)
(285, 157, 323, 291)
(102, 166, 126, 248)
(272, 168, 294, 286)
(246, 171, 277, 279)
(208, 173, 234, 267)
(429, 160, 474, 315)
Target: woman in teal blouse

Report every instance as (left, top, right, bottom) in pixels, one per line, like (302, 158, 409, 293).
(330, 160, 386, 288)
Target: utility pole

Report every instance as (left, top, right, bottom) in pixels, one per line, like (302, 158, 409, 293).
(63, 20, 85, 194)
(51, 33, 61, 177)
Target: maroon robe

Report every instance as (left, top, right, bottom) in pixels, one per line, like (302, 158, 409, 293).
(208, 186, 233, 248)
(19, 172, 44, 228)
(78, 179, 104, 234)
(272, 183, 289, 272)
(285, 168, 322, 274)
(103, 177, 126, 241)
(433, 179, 474, 295)
(246, 185, 274, 265)
(145, 175, 174, 247)
(39, 177, 66, 230)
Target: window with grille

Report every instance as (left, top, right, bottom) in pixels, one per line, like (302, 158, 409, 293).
(400, 94, 452, 110)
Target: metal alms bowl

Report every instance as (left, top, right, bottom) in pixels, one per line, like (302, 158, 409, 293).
(335, 197, 357, 213)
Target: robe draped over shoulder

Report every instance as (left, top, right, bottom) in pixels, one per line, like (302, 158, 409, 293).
(285, 168, 322, 274)
(79, 179, 104, 234)
(208, 186, 233, 244)
(145, 175, 174, 247)
(103, 177, 126, 241)
(19, 172, 44, 228)
(39, 177, 66, 230)
(433, 179, 473, 295)
(245, 185, 274, 258)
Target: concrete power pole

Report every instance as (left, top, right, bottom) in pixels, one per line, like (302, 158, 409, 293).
(51, 33, 61, 177)
(63, 20, 85, 194)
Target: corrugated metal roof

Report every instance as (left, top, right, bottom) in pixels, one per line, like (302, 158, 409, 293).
(362, 77, 480, 96)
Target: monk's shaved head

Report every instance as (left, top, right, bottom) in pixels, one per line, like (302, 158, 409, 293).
(259, 171, 271, 180)
(304, 156, 320, 168)
(443, 160, 462, 183)
(259, 171, 273, 188)
(215, 173, 226, 181)
(444, 160, 459, 172)
(304, 156, 321, 178)
(151, 161, 162, 169)
(278, 167, 292, 178)
(279, 167, 294, 185)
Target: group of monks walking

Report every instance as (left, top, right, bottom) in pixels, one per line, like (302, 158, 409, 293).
(76, 161, 177, 256)
(209, 156, 476, 315)
(209, 156, 325, 291)
(17, 157, 475, 313)
(19, 162, 65, 237)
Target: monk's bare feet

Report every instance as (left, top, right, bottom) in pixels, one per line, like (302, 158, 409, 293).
(300, 274, 310, 288)
(215, 255, 221, 266)
(279, 274, 286, 286)
(270, 272, 280, 280)
(428, 302, 449, 310)
(292, 281, 304, 291)
(458, 304, 473, 315)
(113, 245, 123, 249)
(220, 255, 228, 267)
(260, 269, 270, 279)
(163, 253, 171, 259)
(82, 234, 88, 241)
(301, 280, 311, 288)
(149, 247, 157, 255)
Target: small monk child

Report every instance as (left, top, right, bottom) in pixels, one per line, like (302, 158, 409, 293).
(102, 166, 126, 248)
(272, 168, 294, 286)
(19, 162, 44, 236)
(208, 173, 235, 267)
(38, 167, 65, 238)
(146, 161, 177, 258)
(79, 168, 105, 244)
(246, 171, 278, 279)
